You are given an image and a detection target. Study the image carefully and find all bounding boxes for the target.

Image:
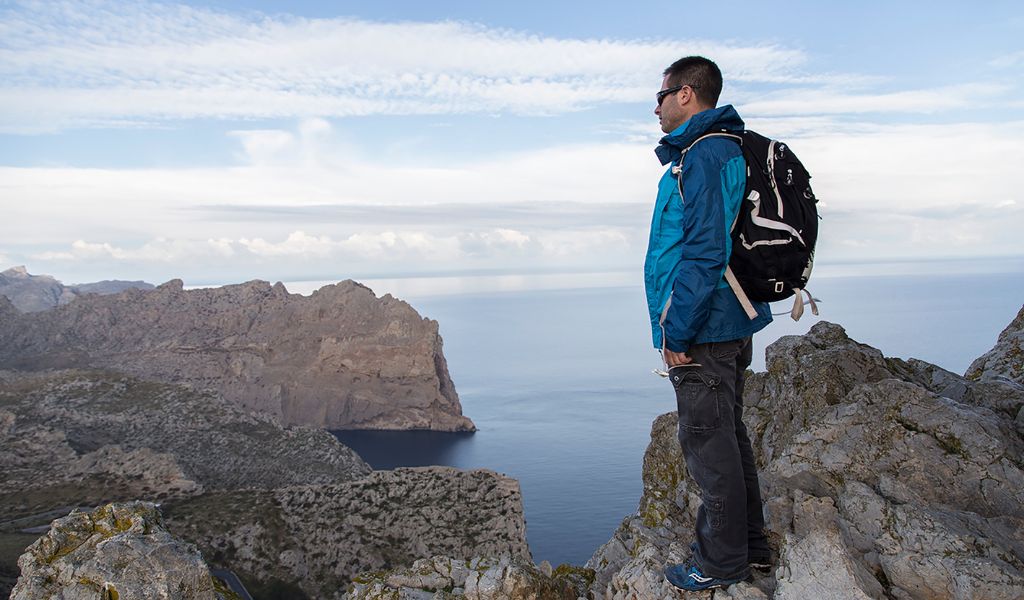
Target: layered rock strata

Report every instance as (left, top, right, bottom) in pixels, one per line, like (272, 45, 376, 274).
(0, 278, 474, 431)
(11, 501, 238, 600)
(588, 317, 1024, 599)
(0, 265, 153, 313)
(162, 467, 531, 599)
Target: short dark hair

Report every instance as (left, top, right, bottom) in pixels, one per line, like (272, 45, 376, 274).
(663, 56, 723, 107)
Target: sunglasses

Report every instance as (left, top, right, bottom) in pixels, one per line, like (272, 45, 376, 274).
(656, 84, 698, 106)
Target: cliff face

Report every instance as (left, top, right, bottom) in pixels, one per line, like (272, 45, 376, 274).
(0, 265, 154, 313)
(587, 317, 1024, 599)
(0, 278, 474, 431)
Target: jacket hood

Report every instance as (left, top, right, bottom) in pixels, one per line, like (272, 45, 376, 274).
(655, 104, 745, 166)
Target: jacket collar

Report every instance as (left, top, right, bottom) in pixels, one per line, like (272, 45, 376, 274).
(655, 104, 745, 166)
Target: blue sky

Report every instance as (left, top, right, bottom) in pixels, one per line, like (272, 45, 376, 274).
(1, 0, 1022, 285)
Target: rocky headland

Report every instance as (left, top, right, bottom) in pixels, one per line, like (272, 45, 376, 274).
(0, 265, 153, 313)
(9, 306, 1024, 599)
(0, 277, 474, 432)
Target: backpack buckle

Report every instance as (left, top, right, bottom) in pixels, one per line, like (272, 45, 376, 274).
(774, 281, 784, 293)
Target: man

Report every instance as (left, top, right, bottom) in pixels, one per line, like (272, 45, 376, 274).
(644, 56, 773, 591)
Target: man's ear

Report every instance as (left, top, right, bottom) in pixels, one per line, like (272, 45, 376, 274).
(674, 85, 693, 109)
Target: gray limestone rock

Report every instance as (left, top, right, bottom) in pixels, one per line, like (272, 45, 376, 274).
(0, 370, 370, 522)
(343, 555, 592, 600)
(163, 467, 533, 599)
(0, 277, 474, 431)
(967, 304, 1024, 385)
(589, 319, 1024, 600)
(10, 501, 229, 600)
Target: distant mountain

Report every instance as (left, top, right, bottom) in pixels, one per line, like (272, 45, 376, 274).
(0, 266, 154, 313)
(0, 277, 475, 432)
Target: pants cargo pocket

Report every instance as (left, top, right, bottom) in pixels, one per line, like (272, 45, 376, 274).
(670, 367, 722, 434)
(703, 493, 725, 532)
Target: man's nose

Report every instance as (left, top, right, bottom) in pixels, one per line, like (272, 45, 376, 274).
(654, 104, 661, 116)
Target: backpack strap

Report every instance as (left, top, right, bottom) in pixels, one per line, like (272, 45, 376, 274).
(672, 132, 759, 319)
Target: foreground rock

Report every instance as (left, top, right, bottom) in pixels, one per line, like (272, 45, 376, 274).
(163, 467, 531, 599)
(0, 278, 474, 431)
(11, 502, 235, 600)
(0, 370, 370, 521)
(967, 304, 1024, 386)
(344, 555, 594, 600)
(1, 371, 524, 599)
(0, 265, 153, 313)
(589, 315, 1024, 599)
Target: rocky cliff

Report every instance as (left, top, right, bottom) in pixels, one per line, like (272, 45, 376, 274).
(0, 265, 153, 313)
(0, 277, 474, 431)
(587, 317, 1024, 599)
(10, 502, 237, 600)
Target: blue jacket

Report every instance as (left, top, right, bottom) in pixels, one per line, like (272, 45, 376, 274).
(644, 105, 772, 352)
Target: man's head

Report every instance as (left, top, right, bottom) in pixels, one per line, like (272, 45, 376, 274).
(655, 56, 723, 134)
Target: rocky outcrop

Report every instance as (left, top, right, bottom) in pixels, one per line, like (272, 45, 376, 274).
(589, 317, 1024, 599)
(162, 467, 532, 599)
(344, 556, 594, 600)
(0, 371, 523, 599)
(0, 370, 370, 522)
(967, 304, 1024, 386)
(10, 501, 236, 600)
(0, 278, 474, 431)
(0, 265, 153, 313)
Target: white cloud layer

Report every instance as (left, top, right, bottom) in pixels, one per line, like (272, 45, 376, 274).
(0, 0, 972, 132)
(4, 116, 1022, 283)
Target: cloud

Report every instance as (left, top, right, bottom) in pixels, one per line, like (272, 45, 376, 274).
(0, 0, 814, 131)
(990, 50, 1024, 69)
(4, 110, 1023, 284)
(738, 83, 1010, 117)
(28, 227, 634, 271)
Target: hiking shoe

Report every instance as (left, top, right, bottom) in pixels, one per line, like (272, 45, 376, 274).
(664, 562, 743, 592)
(749, 552, 774, 571)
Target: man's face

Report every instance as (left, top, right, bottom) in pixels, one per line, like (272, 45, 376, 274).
(655, 75, 690, 134)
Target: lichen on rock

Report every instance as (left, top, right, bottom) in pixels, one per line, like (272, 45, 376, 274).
(10, 501, 228, 600)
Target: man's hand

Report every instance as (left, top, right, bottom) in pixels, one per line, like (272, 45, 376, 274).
(663, 349, 692, 367)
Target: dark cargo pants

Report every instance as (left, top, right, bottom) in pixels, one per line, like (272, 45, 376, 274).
(668, 336, 769, 580)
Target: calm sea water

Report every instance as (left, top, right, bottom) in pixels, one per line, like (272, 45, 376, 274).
(332, 262, 1024, 567)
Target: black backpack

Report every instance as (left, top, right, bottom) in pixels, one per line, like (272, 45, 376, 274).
(678, 129, 819, 320)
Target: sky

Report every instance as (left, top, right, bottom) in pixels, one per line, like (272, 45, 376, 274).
(1, 0, 1022, 286)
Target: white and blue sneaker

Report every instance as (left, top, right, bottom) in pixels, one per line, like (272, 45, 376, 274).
(664, 560, 744, 592)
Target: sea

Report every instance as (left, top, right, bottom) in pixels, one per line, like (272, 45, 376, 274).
(300, 258, 1024, 567)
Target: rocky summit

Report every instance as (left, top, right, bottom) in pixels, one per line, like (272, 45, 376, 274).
(0, 277, 474, 431)
(0, 265, 153, 313)
(11, 501, 238, 600)
(587, 315, 1024, 599)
